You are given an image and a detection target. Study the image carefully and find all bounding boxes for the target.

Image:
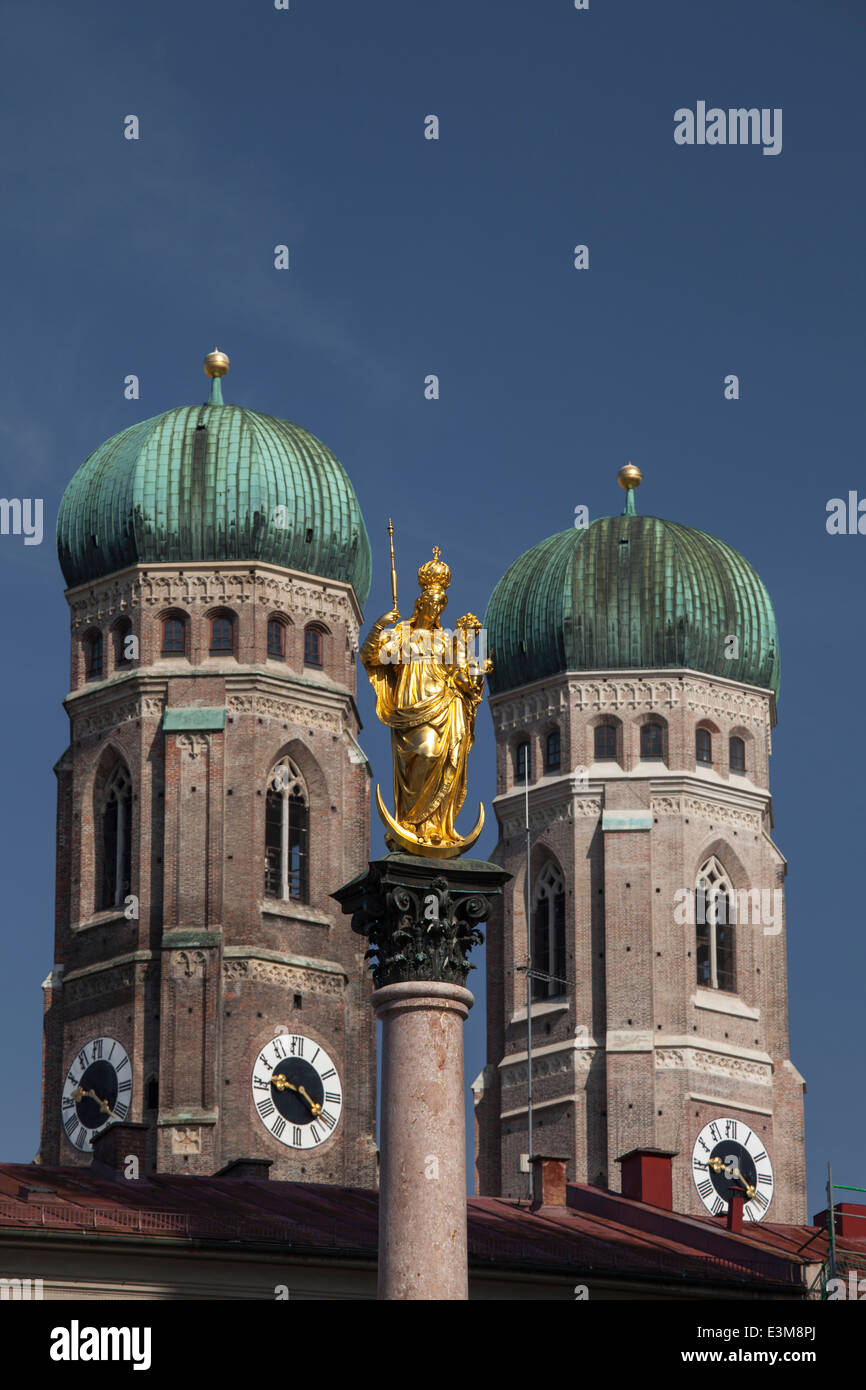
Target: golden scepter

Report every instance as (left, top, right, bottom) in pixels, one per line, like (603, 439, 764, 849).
(387, 518, 399, 615)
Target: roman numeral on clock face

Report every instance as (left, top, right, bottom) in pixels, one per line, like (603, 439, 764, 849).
(325, 1092, 341, 1105)
(321, 1068, 336, 1081)
(697, 1179, 714, 1199)
(114, 1102, 128, 1120)
(64, 1116, 87, 1148)
(118, 1079, 132, 1093)
(292, 1127, 303, 1147)
(752, 1150, 767, 1162)
(256, 1098, 275, 1120)
(319, 1110, 336, 1130)
(92, 1040, 103, 1060)
(757, 1173, 772, 1185)
(272, 1117, 286, 1140)
(309, 1124, 321, 1144)
(711, 1197, 725, 1215)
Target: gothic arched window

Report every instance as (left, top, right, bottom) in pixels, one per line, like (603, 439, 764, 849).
(515, 739, 530, 783)
(267, 618, 287, 659)
(162, 613, 187, 655)
(265, 760, 309, 903)
(640, 721, 663, 760)
(100, 764, 132, 910)
(695, 855, 736, 993)
(594, 723, 617, 760)
(696, 727, 713, 764)
(730, 736, 746, 773)
(304, 625, 324, 667)
(545, 729, 561, 773)
(85, 631, 103, 680)
(209, 612, 235, 654)
(531, 861, 567, 1002)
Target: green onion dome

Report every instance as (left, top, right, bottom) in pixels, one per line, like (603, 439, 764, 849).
(486, 478, 779, 697)
(57, 354, 371, 601)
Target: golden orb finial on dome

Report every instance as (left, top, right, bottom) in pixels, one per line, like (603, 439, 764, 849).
(203, 348, 230, 379)
(617, 461, 642, 491)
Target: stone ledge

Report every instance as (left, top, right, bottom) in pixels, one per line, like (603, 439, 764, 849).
(63, 951, 154, 983)
(223, 946, 347, 978)
(510, 998, 569, 1024)
(692, 989, 760, 1021)
(71, 909, 130, 933)
(259, 900, 332, 927)
(157, 1110, 218, 1127)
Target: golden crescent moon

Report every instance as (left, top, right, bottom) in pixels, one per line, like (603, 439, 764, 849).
(375, 785, 484, 859)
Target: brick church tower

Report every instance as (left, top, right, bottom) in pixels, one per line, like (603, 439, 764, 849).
(40, 351, 378, 1183)
(474, 468, 807, 1224)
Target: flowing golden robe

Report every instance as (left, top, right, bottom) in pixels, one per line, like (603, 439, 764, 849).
(361, 618, 484, 844)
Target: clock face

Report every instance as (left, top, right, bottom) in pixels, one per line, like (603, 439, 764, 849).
(251, 1034, 342, 1150)
(61, 1037, 132, 1153)
(692, 1117, 774, 1222)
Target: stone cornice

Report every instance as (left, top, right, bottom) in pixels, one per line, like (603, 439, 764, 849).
(62, 669, 362, 740)
(222, 946, 348, 978)
(491, 669, 776, 732)
(65, 560, 363, 630)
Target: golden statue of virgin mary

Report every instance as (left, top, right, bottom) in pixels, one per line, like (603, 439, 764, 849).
(360, 545, 492, 857)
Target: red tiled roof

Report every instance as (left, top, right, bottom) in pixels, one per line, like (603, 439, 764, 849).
(0, 1163, 855, 1291)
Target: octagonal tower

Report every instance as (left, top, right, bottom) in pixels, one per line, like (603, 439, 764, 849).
(474, 469, 807, 1224)
(41, 352, 377, 1183)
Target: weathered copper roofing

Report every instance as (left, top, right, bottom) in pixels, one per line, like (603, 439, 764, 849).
(56, 386, 371, 600)
(486, 511, 779, 697)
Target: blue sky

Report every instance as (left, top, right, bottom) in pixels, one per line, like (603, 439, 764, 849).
(0, 0, 862, 1218)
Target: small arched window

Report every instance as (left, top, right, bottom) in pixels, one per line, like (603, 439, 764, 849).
(114, 618, 133, 668)
(162, 614, 186, 655)
(304, 625, 324, 667)
(594, 723, 617, 760)
(265, 760, 309, 903)
(210, 613, 234, 654)
(267, 618, 286, 659)
(729, 736, 746, 773)
(515, 740, 530, 783)
(696, 728, 713, 765)
(531, 862, 567, 1002)
(545, 729, 561, 773)
(640, 722, 663, 760)
(100, 764, 132, 910)
(695, 856, 736, 993)
(85, 631, 103, 679)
